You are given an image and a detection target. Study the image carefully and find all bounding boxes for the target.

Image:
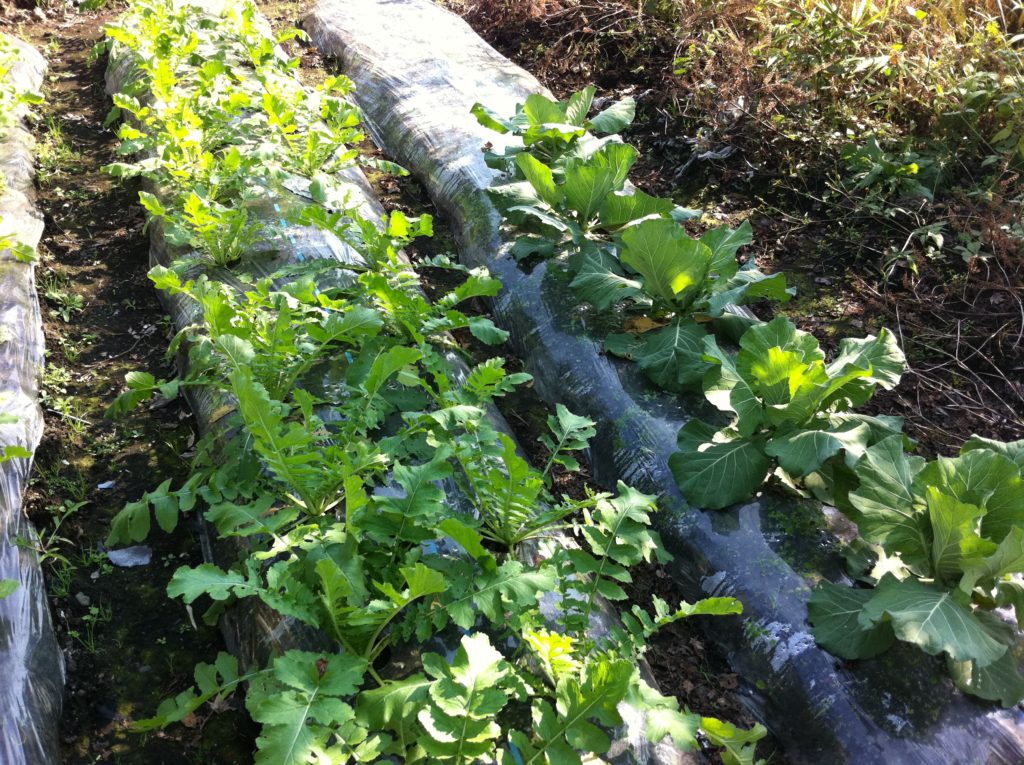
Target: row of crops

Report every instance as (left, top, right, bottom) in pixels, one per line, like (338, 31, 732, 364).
(92, 0, 768, 763)
(475, 84, 1024, 703)
(1, 0, 1023, 763)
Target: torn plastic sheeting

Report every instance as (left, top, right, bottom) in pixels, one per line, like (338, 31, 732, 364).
(0, 35, 64, 765)
(104, 33, 696, 765)
(302, 2, 1024, 763)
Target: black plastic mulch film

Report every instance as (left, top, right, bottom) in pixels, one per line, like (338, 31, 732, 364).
(0, 34, 63, 765)
(301, 1, 1024, 763)
(103, 12, 690, 763)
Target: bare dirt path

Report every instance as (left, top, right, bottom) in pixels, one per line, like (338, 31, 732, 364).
(4, 5, 255, 762)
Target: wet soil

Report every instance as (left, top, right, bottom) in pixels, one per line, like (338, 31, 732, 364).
(2, 4, 255, 762)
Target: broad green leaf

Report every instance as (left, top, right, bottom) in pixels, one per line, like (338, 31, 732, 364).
(765, 421, 871, 477)
(704, 269, 792, 317)
(439, 518, 497, 572)
(467, 316, 509, 345)
(961, 435, 1024, 469)
(522, 93, 568, 129)
(355, 674, 430, 746)
(605, 318, 709, 392)
(824, 328, 906, 406)
(0, 579, 17, 599)
(471, 102, 513, 133)
(738, 316, 823, 365)
(948, 650, 1024, 707)
(630, 681, 699, 750)
(849, 436, 931, 570)
(563, 143, 637, 223)
(859, 575, 1009, 666)
(670, 434, 770, 510)
(597, 188, 673, 229)
(959, 526, 1024, 595)
(361, 345, 424, 400)
(808, 581, 896, 659)
(702, 335, 762, 437)
(588, 97, 635, 134)
(700, 220, 752, 277)
(565, 86, 596, 126)
(926, 488, 985, 585)
(620, 218, 711, 308)
(569, 251, 643, 310)
(205, 495, 297, 538)
(516, 153, 562, 208)
(919, 449, 1024, 544)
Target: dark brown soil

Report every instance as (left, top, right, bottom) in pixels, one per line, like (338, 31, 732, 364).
(2, 4, 255, 762)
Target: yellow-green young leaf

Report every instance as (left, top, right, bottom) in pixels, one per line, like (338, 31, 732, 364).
(919, 449, 1024, 544)
(701, 335, 762, 437)
(924, 488, 986, 585)
(516, 153, 562, 208)
(959, 526, 1024, 595)
(700, 717, 767, 765)
(0, 579, 18, 600)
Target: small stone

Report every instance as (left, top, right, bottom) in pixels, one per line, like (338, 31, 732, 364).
(107, 545, 152, 567)
(74, 592, 90, 607)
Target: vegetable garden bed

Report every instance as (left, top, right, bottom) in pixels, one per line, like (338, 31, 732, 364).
(301, 1, 1024, 763)
(93, 1, 768, 763)
(3, 1, 1024, 763)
